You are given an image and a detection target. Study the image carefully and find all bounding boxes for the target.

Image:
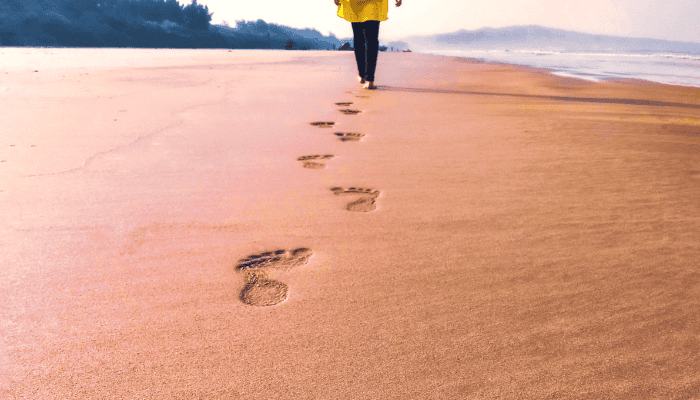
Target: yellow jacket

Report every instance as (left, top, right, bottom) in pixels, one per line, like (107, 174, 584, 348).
(337, 0, 388, 23)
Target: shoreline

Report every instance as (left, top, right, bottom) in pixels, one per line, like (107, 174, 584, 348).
(3, 44, 699, 88)
(378, 83, 700, 109)
(417, 48, 700, 89)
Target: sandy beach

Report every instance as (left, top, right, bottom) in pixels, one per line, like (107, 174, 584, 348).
(2, 48, 699, 399)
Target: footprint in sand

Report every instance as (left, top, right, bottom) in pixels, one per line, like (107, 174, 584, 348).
(310, 121, 335, 128)
(334, 132, 365, 142)
(335, 102, 353, 106)
(331, 187, 380, 212)
(339, 109, 362, 115)
(236, 248, 313, 306)
(297, 155, 334, 169)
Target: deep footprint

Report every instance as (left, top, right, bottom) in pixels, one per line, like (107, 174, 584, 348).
(240, 270, 289, 307)
(297, 155, 334, 169)
(331, 187, 380, 212)
(236, 248, 313, 306)
(310, 121, 335, 128)
(335, 102, 353, 106)
(334, 132, 365, 142)
(339, 109, 362, 115)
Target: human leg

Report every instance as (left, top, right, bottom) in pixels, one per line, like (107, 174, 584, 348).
(351, 22, 366, 81)
(364, 20, 380, 83)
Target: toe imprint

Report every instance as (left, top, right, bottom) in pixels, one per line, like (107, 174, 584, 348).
(335, 102, 353, 106)
(237, 248, 313, 270)
(310, 121, 335, 128)
(339, 109, 362, 115)
(334, 132, 364, 142)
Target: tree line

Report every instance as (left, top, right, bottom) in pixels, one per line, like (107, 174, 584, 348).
(0, 0, 339, 49)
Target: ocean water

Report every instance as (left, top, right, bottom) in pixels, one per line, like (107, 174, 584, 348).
(423, 49, 700, 88)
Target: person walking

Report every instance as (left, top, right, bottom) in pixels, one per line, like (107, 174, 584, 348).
(335, 0, 403, 89)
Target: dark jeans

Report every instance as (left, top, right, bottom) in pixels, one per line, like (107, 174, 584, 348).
(351, 20, 380, 82)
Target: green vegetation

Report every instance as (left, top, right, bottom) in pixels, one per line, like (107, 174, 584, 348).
(0, 0, 340, 49)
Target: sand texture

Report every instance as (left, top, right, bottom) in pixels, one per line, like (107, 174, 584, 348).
(2, 48, 700, 399)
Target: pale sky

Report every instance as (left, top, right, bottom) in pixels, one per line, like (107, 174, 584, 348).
(196, 0, 700, 43)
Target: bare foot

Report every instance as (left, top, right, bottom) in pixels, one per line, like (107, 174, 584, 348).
(363, 81, 377, 90)
(357, 76, 366, 84)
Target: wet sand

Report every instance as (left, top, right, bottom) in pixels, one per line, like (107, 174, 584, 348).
(2, 48, 699, 399)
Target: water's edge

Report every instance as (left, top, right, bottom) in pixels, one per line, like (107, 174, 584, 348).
(420, 49, 700, 88)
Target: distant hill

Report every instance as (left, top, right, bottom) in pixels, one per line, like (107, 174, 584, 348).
(405, 25, 700, 54)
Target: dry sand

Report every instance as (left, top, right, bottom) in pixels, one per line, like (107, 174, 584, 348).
(2, 48, 699, 399)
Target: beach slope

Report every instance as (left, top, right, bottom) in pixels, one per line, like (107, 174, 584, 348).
(1, 49, 699, 399)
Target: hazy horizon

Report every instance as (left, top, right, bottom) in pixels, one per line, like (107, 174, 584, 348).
(198, 0, 700, 44)
(403, 25, 700, 49)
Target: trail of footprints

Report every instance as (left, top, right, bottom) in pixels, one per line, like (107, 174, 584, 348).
(238, 99, 378, 306)
(310, 103, 377, 212)
(1, 143, 37, 163)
